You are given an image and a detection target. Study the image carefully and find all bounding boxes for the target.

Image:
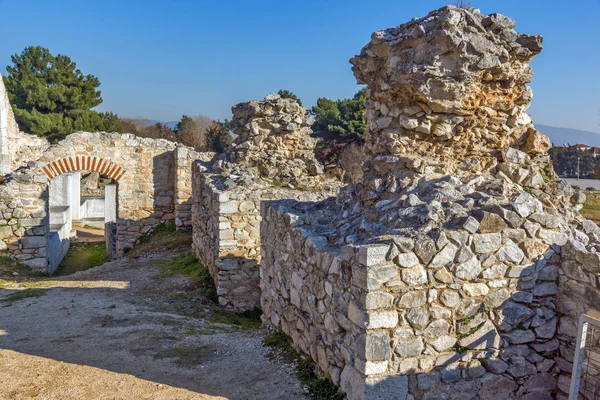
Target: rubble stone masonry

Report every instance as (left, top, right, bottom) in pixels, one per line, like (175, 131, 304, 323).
(261, 6, 597, 399)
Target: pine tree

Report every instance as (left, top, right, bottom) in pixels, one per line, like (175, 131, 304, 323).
(3, 46, 121, 140)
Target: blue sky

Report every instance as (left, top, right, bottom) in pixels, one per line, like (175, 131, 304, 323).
(0, 0, 598, 133)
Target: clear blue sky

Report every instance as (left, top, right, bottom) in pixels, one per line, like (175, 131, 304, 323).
(0, 0, 598, 133)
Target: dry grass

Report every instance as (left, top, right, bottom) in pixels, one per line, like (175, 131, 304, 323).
(582, 192, 600, 224)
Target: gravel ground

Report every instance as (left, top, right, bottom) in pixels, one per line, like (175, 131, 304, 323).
(0, 251, 307, 400)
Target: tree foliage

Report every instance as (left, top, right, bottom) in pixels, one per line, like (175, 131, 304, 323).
(277, 89, 302, 106)
(3, 46, 121, 140)
(548, 145, 597, 178)
(205, 120, 232, 153)
(311, 88, 367, 143)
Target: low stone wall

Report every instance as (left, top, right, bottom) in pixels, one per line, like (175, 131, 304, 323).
(8, 130, 49, 172)
(0, 169, 49, 271)
(261, 194, 575, 399)
(261, 202, 356, 389)
(192, 162, 337, 310)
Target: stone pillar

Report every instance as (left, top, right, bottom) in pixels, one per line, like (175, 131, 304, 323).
(349, 7, 547, 202)
(105, 184, 117, 260)
(70, 171, 81, 221)
(104, 184, 117, 224)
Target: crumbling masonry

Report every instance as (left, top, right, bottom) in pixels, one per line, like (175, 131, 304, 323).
(260, 6, 599, 400)
(191, 94, 339, 310)
(3, 6, 600, 400)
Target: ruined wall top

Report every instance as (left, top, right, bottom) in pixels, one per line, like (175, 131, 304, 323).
(350, 6, 550, 183)
(229, 93, 324, 189)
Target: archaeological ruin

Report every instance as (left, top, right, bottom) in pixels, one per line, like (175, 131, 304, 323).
(2, 5, 600, 400)
(0, 82, 211, 271)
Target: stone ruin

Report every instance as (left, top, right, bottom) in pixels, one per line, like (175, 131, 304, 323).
(3, 6, 600, 400)
(259, 6, 599, 400)
(230, 93, 324, 189)
(0, 72, 211, 272)
(191, 94, 340, 310)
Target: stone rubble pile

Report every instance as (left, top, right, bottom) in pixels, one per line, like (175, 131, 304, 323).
(260, 6, 600, 400)
(230, 93, 325, 190)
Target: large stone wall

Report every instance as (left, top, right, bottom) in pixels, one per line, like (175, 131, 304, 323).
(1, 130, 210, 272)
(260, 6, 598, 400)
(31, 132, 209, 256)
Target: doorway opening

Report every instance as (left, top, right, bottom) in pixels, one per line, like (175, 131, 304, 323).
(48, 170, 118, 274)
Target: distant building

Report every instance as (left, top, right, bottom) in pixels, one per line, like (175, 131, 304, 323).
(574, 143, 600, 157)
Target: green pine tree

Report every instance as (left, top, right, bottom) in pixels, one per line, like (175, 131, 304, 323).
(311, 88, 367, 143)
(3, 46, 121, 140)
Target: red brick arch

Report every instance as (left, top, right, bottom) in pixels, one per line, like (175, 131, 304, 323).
(40, 156, 126, 181)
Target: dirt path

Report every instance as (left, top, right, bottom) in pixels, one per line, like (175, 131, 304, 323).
(0, 251, 306, 400)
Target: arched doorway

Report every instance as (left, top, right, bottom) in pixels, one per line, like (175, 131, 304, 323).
(44, 157, 125, 273)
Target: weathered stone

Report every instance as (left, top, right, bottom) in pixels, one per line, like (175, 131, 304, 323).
(431, 335, 457, 352)
(395, 337, 424, 357)
(457, 321, 501, 350)
(440, 289, 460, 307)
(463, 283, 489, 297)
(455, 257, 482, 280)
(496, 240, 525, 264)
(506, 356, 537, 378)
(482, 358, 508, 374)
(398, 290, 427, 308)
(397, 252, 420, 268)
(365, 292, 395, 310)
(364, 332, 391, 361)
(405, 307, 429, 329)
(504, 329, 536, 344)
(401, 265, 428, 285)
(478, 213, 508, 233)
(495, 301, 535, 330)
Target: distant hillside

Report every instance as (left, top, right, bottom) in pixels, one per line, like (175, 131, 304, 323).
(536, 124, 600, 147)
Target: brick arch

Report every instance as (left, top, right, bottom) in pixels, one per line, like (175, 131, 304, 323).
(40, 156, 126, 181)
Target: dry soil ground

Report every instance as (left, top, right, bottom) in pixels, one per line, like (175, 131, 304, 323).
(0, 237, 307, 400)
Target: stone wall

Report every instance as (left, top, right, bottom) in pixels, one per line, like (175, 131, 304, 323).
(0, 168, 49, 271)
(8, 130, 49, 172)
(554, 232, 600, 399)
(230, 93, 324, 190)
(192, 161, 337, 310)
(174, 146, 213, 230)
(0, 73, 49, 174)
(259, 6, 596, 400)
(191, 94, 340, 311)
(1, 130, 209, 272)
(261, 202, 354, 389)
(31, 132, 206, 256)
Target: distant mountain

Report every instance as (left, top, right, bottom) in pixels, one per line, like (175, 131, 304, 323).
(536, 124, 600, 147)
